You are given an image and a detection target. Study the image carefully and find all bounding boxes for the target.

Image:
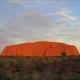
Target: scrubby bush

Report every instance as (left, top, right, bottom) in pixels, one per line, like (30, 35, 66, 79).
(0, 56, 80, 80)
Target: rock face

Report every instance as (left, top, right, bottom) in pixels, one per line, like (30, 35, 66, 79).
(0, 41, 79, 56)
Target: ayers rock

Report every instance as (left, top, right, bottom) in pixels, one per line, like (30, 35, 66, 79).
(0, 41, 79, 56)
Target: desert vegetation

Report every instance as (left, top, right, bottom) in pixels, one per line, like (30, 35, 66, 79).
(0, 56, 80, 80)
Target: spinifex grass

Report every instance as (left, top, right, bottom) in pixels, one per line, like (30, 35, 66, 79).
(0, 56, 80, 80)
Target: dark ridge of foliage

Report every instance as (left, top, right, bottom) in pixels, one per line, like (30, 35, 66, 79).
(0, 56, 80, 80)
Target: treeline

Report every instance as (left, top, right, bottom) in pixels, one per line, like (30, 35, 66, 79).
(0, 56, 80, 80)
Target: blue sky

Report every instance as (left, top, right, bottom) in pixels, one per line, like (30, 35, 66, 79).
(0, 0, 80, 52)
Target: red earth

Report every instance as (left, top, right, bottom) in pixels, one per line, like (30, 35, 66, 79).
(0, 41, 79, 56)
